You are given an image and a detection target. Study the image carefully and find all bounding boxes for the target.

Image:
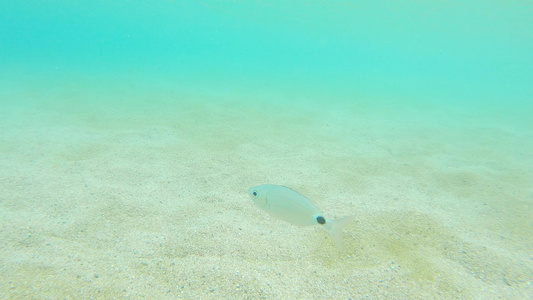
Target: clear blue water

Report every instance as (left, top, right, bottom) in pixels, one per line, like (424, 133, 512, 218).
(1, 1, 532, 109)
(1, 1, 532, 298)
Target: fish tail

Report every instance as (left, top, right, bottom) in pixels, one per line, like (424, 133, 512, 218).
(325, 216, 355, 250)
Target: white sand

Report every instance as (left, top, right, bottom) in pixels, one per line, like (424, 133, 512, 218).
(1, 76, 532, 299)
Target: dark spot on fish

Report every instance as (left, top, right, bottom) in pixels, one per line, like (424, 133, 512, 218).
(316, 216, 326, 225)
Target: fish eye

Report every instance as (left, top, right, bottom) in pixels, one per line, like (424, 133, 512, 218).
(252, 191, 257, 196)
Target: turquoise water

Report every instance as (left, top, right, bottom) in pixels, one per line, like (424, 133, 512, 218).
(2, 1, 532, 106)
(1, 1, 532, 298)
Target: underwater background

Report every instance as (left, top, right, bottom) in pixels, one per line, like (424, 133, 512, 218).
(1, 1, 532, 298)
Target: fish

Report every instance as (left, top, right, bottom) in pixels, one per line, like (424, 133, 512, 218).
(248, 184, 355, 250)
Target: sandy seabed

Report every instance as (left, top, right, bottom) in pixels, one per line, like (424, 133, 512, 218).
(1, 79, 532, 299)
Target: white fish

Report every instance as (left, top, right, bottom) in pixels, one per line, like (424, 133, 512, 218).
(248, 184, 355, 249)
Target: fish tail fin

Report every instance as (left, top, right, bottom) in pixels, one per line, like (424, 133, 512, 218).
(325, 216, 356, 250)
